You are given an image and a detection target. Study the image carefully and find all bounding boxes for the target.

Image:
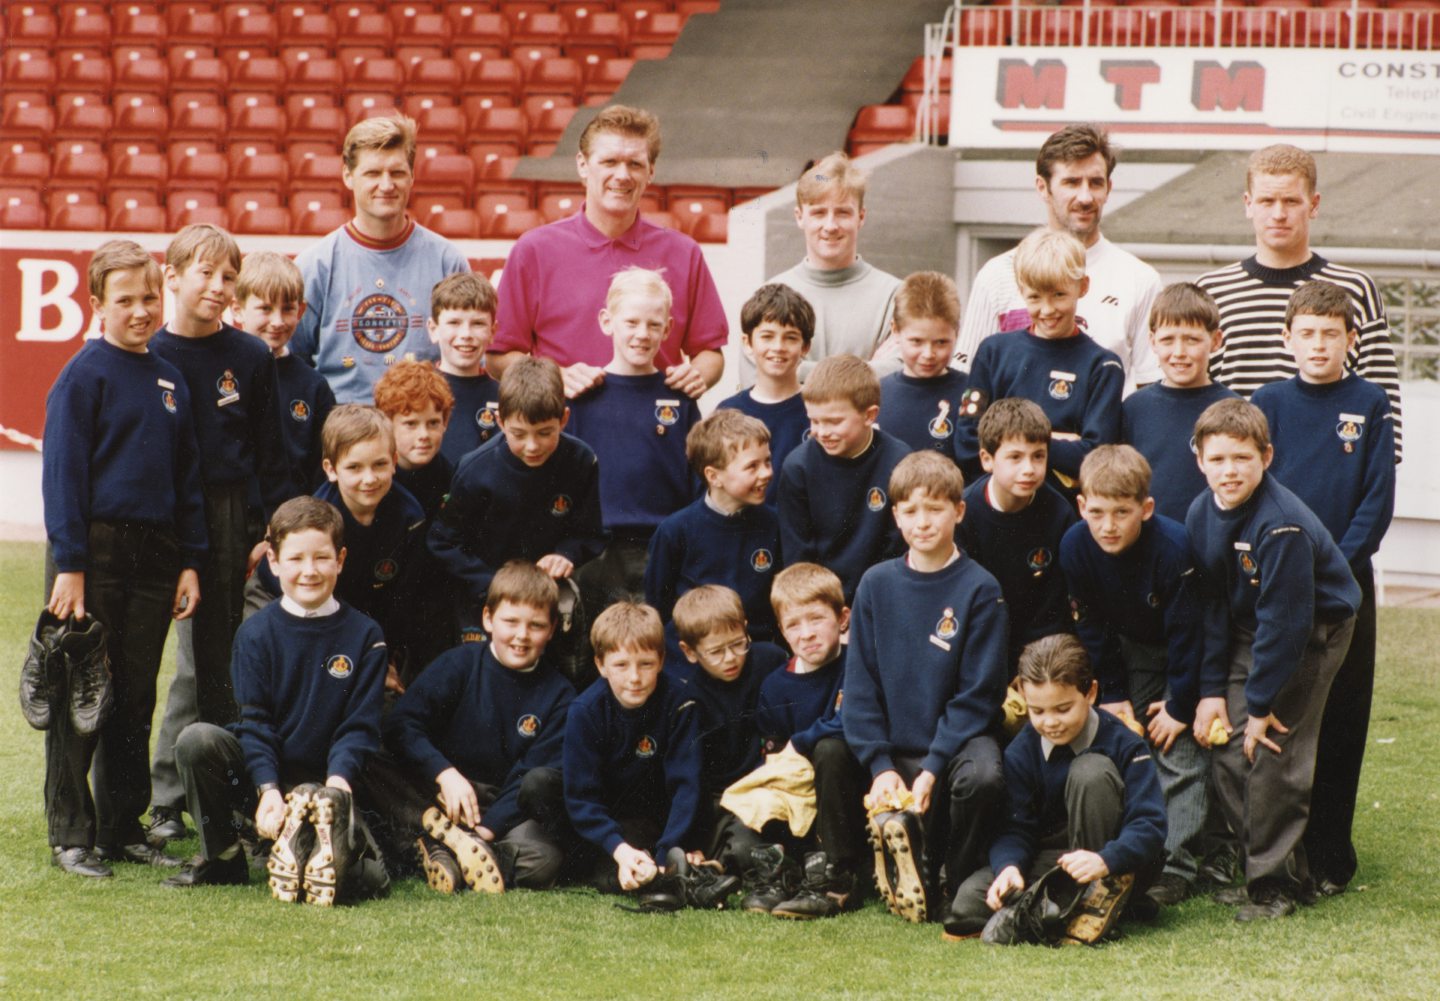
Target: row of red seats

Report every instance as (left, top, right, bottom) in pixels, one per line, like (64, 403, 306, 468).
(958, 0, 1438, 6)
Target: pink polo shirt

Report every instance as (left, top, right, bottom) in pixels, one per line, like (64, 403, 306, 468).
(493, 207, 728, 369)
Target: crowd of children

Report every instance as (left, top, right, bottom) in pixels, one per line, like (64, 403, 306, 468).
(30, 138, 1395, 945)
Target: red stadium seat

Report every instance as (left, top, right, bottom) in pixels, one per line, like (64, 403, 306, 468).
(477, 190, 535, 218)
(901, 55, 952, 96)
(407, 57, 465, 93)
(958, 8, 1008, 46)
(452, 11, 512, 55)
(289, 150, 346, 188)
(428, 208, 483, 239)
(58, 5, 112, 53)
(527, 104, 577, 155)
(232, 205, 291, 235)
(52, 150, 109, 195)
(168, 8, 224, 47)
(107, 151, 168, 203)
(227, 53, 288, 96)
(617, 2, 670, 24)
(170, 102, 228, 141)
(847, 104, 915, 157)
(675, 1, 720, 14)
(901, 91, 951, 139)
(229, 102, 287, 144)
(220, 7, 280, 49)
(689, 211, 728, 243)
(227, 190, 283, 217)
(114, 7, 165, 48)
(170, 204, 232, 230)
(582, 57, 635, 103)
(287, 56, 347, 98)
(287, 104, 349, 145)
(291, 204, 352, 236)
(344, 93, 402, 122)
(55, 97, 114, 142)
(228, 149, 290, 190)
(567, 12, 630, 60)
(169, 147, 229, 185)
(484, 207, 545, 239)
(170, 52, 230, 98)
(527, 57, 584, 100)
(0, 201, 47, 229)
(166, 189, 223, 220)
(278, 9, 339, 52)
(630, 11, 685, 59)
(109, 203, 168, 233)
(415, 152, 477, 198)
(1, 104, 55, 143)
(465, 57, 525, 101)
(416, 105, 470, 146)
(112, 96, 170, 143)
(347, 57, 406, 93)
(666, 186, 731, 219)
(538, 188, 584, 222)
(114, 55, 170, 97)
(393, 10, 452, 49)
(641, 210, 679, 230)
(337, 10, 391, 50)
(0, 151, 52, 194)
(6, 51, 58, 95)
(502, 2, 555, 25)
(5, 6, 59, 49)
(0, 187, 43, 211)
(468, 106, 529, 155)
(49, 202, 110, 232)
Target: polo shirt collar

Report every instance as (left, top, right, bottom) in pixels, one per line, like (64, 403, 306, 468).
(574, 203, 645, 251)
(1042, 708, 1100, 760)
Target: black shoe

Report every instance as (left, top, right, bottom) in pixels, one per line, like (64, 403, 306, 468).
(416, 836, 463, 895)
(421, 806, 504, 894)
(1145, 872, 1192, 907)
(740, 844, 800, 914)
(980, 866, 1086, 946)
(52, 846, 113, 878)
(633, 873, 685, 912)
(268, 784, 319, 903)
(1211, 885, 1249, 906)
(146, 807, 188, 844)
(1316, 877, 1347, 898)
(304, 786, 357, 906)
(771, 852, 855, 920)
(1235, 888, 1296, 922)
(881, 810, 928, 923)
(665, 847, 740, 910)
(95, 841, 183, 867)
(163, 852, 248, 887)
(61, 614, 112, 736)
(1197, 845, 1241, 888)
(20, 611, 65, 730)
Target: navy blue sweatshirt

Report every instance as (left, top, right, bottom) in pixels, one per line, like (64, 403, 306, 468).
(383, 643, 575, 838)
(644, 498, 781, 641)
(777, 430, 910, 604)
(664, 641, 788, 791)
(879, 369, 970, 455)
(151, 323, 292, 514)
(1186, 475, 1360, 717)
(230, 601, 387, 787)
(717, 388, 810, 506)
(439, 370, 501, 466)
(1252, 374, 1395, 569)
(563, 673, 703, 858)
(568, 372, 701, 532)
(428, 433, 605, 599)
(1059, 517, 1204, 723)
(755, 653, 846, 758)
(1122, 382, 1238, 523)
(42, 339, 208, 572)
(959, 476, 1079, 666)
(274, 352, 336, 494)
(955, 330, 1123, 482)
(844, 555, 1009, 778)
(395, 453, 454, 524)
(990, 710, 1166, 879)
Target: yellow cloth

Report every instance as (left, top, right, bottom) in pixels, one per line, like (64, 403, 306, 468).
(719, 746, 817, 838)
(1002, 683, 1028, 738)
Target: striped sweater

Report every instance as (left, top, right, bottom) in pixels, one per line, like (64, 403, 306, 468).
(1195, 254, 1403, 459)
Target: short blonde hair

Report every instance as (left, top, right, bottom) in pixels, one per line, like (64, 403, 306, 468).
(1013, 227, 1086, 293)
(893, 271, 960, 331)
(1247, 144, 1317, 195)
(166, 223, 241, 274)
(579, 104, 661, 163)
(322, 404, 395, 465)
(236, 251, 304, 307)
(373, 360, 455, 423)
(889, 451, 965, 506)
(591, 601, 665, 661)
(795, 151, 867, 209)
(770, 563, 845, 620)
(1078, 444, 1151, 502)
(672, 585, 747, 648)
(604, 266, 672, 315)
(343, 114, 418, 171)
(88, 240, 162, 301)
(687, 410, 770, 478)
(431, 271, 495, 320)
(801, 353, 880, 412)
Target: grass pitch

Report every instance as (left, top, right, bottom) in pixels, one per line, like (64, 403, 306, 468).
(0, 541, 1435, 1000)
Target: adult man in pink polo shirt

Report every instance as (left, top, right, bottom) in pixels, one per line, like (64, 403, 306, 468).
(487, 105, 727, 399)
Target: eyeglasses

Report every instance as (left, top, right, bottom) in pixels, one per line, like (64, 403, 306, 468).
(699, 636, 751, 661)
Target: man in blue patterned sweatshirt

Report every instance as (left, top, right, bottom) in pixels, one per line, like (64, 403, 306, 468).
(1187, 398, 1359, 922)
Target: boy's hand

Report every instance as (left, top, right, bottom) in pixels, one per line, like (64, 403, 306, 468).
(867, 770, 905, 805)
(1100, 700, 1134, 722)
(1145, 701, 1187, 753)
(246, 540, 270, 578)
(986, 866, 1025, 910)
(1193, 696, 1229, 748)
(561, 363, 605, 399)
(612, 843, 657, 890)
(385, 659, 406, 695)
(1051, 431, 1081, 442)
(1243, 712, 1289, 764)
(1058, 849, 1109, 884)
(436, 766, 480, 827)
(911, 770, 937, 814)
(536, 554, 574, 578)
(255, 788, 286, 840)
(663, 361, 707, 400)
(48, 571, 86, 620)
(173, 569, 200, 620)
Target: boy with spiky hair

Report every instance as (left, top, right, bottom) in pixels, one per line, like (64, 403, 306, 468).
(429, 270, 503, 466)
(1187, 399, 1359, 921)
(777, 353, 909, 605)
(164, 496, 389, 906)
(39, 239, 207, 877)
(718, 283, 814, 503)
(1252, 280, 1395, 898)
(878, 271, 969, 454)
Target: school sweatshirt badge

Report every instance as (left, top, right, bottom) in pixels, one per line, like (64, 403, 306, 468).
(517, 714, 540, 737)
(1238, 551, 1258, 579)
(1048, 371, 1075, 401)
(635, 735, 657, 758)
(216, 369, 239, 402)
(550, 494, 572, 517)
(1027, 547, 1053, 574)
(655, 399, 680, 435)
(928, 400, 953, 440)
(326, 654, 353, 679)
(866, 487, 886, 511)
(936, 607, 959, 640)
(162, 389, 177, 413)
(289, 400, 310, 422)
(1337, 413, 1364, 454)
(750, 548, 773, 572)
(477, 405, 498, 431)
(374, 558, 398, 582)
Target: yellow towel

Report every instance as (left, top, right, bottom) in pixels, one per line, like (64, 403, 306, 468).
(719, 746, 817, 838)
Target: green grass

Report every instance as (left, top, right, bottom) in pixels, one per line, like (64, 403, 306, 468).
(0, 539, 1435, 1000)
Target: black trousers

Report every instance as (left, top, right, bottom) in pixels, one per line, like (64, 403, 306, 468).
(893, 734, 1006, 897)
(43, 523, 180, 847)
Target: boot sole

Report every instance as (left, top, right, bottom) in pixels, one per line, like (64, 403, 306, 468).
(1062, 873, 1134, 944)
(267, 786, 315, 903)
(867, 814, 899, 915)
(416, 838, 462, 895)
(422, 807, 504, 894)
(303, 792, 348, 907)
(882, 814, 927, 924)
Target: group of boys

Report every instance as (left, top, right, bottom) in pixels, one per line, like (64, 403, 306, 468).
(31, 134, 1393, 941)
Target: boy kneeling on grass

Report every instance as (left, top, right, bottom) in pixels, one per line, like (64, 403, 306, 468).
(165, 496, 389, 905)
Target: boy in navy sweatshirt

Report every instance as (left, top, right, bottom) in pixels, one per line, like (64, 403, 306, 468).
(777, 353, 909, 605)
(1061, 445, 1207, 906)
(1187, 399, 1359, 921)
(148, 224, 293, 843)
(645, 410, 781, 644)
(41, 240, 207, 877)
(563, 602, 704, 899)
(1121, 283, 1237, 522)
(1251, 281, 1395, 897)
(878, 272, 969, 455)
(429, 356, 605, 639)
(959, 399, 1078, 669)
(944, 635, 1166, 941)
(570, 268, 701, 617)
(844, 451, 1009, 924)
(718, 283, 813, 505)
(370, 561, 575, 893)
(954, 227, 1123, 496)
(233, 251, 336, 496)
(164, 496, 388, 906)
(430, 271, 502, 466)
